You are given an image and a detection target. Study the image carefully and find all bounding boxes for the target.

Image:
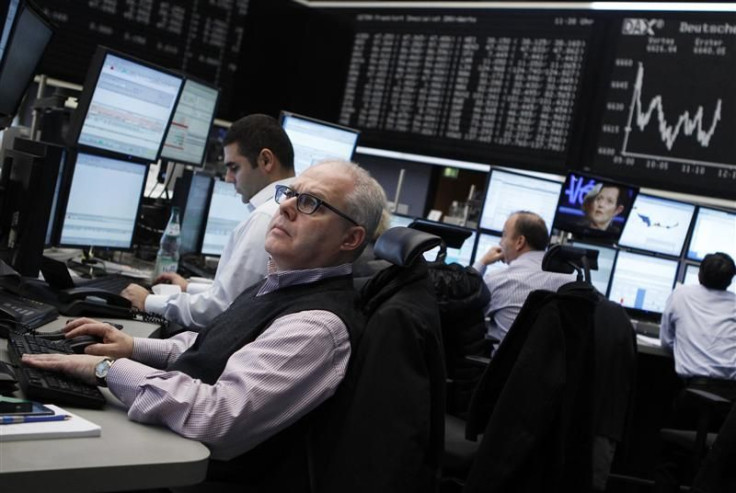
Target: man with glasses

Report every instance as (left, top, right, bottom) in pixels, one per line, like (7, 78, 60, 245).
(23, 160, 387, 491)
(122, 114, 296, 330)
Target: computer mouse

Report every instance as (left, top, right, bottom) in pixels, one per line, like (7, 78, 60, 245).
(66, 335, 104, 354)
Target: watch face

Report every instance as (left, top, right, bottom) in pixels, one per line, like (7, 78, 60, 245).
(95, 359, 111, 379)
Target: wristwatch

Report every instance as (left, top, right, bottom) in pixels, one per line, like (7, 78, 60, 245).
(94, 358, 116, 387)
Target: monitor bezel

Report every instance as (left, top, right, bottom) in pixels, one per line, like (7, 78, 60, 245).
(174, 170, 214, 256)
(279, 110, 361, 164)
(159, 75, 221, 168)
(66, 45, 184, 164)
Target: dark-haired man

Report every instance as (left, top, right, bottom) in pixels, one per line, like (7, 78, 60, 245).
(473, 211, 576, 347)
(660, 252, 736, 398)
(122, 114, 296, 330)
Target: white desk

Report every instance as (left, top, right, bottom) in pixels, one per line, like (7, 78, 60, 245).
(0, 318, 210, 493)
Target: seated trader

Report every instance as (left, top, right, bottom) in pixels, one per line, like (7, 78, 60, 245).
(473, 211, 575, 347)
(660, 252, 736, 401)
(24, 160, 386, 489)
(122, 114, 296, 330)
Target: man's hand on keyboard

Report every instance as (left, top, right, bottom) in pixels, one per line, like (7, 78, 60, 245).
(153, 272, 189, 292)
(63, 317, 135, 360)
(21, 353, 103, 387)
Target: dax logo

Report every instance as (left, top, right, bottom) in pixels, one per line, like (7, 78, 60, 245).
(622, 18, 663, 36)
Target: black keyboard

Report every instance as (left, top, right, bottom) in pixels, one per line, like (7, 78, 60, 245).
(80, 274, 149, 294)
(6, 332, 106, 409)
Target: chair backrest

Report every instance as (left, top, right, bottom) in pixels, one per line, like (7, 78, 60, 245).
(311, 227, 446, 493)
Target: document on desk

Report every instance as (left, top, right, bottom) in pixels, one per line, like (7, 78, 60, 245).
(0, 405, 101, 442)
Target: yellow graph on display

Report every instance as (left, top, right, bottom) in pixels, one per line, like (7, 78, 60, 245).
(622, 62, 722, 153)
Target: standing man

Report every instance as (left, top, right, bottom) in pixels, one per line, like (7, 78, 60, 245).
(122, 114, 296, 330)
(660, 252, 736, 400)
(23, 160, 387, 490)
(473, 211, 576, 347)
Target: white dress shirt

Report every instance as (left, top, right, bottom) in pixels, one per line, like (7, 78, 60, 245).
(476, 250, 576, 345)
(660, 283, 736, 380)
(108, 263, 353, 461)
(145, 178, 294, 330)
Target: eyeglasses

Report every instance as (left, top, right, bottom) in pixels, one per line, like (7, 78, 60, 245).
(274, 185, 359, 226)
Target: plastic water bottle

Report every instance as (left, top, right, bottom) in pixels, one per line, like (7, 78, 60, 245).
(153, 206, 181, 279)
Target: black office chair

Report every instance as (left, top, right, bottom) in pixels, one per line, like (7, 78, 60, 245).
(310, 227, 446, 493)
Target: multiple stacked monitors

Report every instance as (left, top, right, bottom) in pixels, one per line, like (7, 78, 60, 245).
(0, 0, 53, 128)
(68, 47, 184, 162)
(280, 112, 360, 176)
(480, 169, 561, 233)
(160, 79, 220, 166)
(618, 194, 696, 257)
(57, 152, 148, 249)
(608, 251, 678, 316)
(552, 172, 638, 245)
(200, 180, 251, 257)
(686, 207, 736, 261)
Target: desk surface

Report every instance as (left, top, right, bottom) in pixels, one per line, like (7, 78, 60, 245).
(0, 318, 210, 493)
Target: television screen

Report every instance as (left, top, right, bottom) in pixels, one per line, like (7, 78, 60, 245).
(68, 47, 184, 162)
(683, 263, 736, 294)
(608, 251, 678, 315)
(58, 152, 148, 249)
(618, 194, 696, 257)
(552, 172, 638, 245)
(479, 169, 561, 233)
(571, 241, 618, 296)
(160, 78, 219, 166)
(200, 179, 251, 256)
(280, 111, 359, 176)
(0, 0, 53, 127)
(687, 206, 736, 261)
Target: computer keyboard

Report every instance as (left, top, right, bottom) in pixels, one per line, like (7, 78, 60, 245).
(6, 332, 106, 409)
(80, 274, 149, 294)
(632, 319, 661, 338)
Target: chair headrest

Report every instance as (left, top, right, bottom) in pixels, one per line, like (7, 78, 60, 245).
(374, 227, 443, 267)
(543, 244, 599, 273)
(408, 218, 472, 249)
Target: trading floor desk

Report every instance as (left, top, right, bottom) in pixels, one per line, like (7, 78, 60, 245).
(0, 318, 210, 493)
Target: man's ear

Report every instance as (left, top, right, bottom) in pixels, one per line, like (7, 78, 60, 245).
(258, 149, 276, 173)
(340, 226, 366, 253)
(515, 234, 527, 251)
(614, 205, 625, 216)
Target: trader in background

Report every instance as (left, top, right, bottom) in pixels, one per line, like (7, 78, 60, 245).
(473, 211, 575, 349)
(23, 160, 386, 491)
(660, 252, 736, 402)
(122, 114, 296, 330)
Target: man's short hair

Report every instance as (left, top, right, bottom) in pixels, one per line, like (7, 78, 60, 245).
(223, 114, 295, 171)
(699, 252, 736, 290)
(512, 211, 549, 251)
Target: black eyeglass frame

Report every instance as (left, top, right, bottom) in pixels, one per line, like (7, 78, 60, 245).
(274, 184, 360, 226)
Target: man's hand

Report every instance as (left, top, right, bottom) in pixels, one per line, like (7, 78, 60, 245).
(153, 272, 188, 292)
(479, 246, 504, 266)
(63, 317, 135, 359)
(21, 353, 103, 387)
(121, 283, 150, 310)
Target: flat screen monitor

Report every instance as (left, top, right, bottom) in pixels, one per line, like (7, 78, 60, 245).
(68, 46, 184, 162)
(160, 78, 219, 166)
(0, 0, 54, 128)
(473, 232, 507, 275)
(552, 172, 638, 246)
(683, 263, 736, 294)
(58, 152, 148, 249)
(618, 194, 696, 257)
(176, 172, 213, 255)
(608, 251, 678, 316)
(280, 111, 360, 176)
(389, 213, 414, 229)
(480, 169, 561, 233)
(572, 241, 618, 296)
(687, 207, 736, 261)
(200, 179, 251, 256)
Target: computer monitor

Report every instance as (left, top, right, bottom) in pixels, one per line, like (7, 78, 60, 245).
(159, 78, 220, 167)
(58, 151, 148, 249)
(280, 111, 360, 176)
(200, 179, 251, 256)
(552, 171, 638, 246)
(683, 263, 736, 294)
(67, 46, 184, 162)
(172, 171, 213, 256)
(389, 213, 414, 229)
(479, 169, 561, 233)
(571, 241, 617, 296)
(608, 251, 678, 317)
(472, 232, 508, 275)
(618, 194, 696, 257)
(0, 0, 54, 128)
(687, 206, 736, 261)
